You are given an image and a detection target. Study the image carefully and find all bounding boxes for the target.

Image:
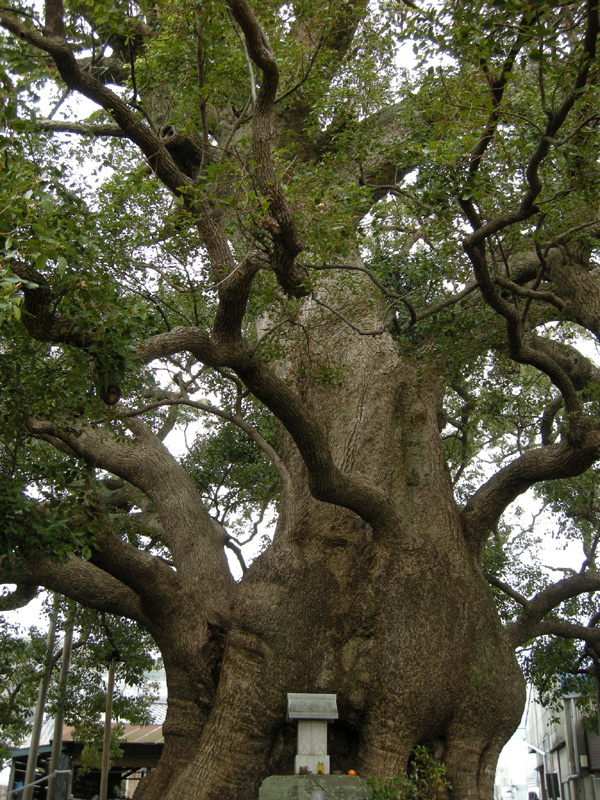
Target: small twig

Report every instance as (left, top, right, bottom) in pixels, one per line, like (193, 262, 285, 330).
(494, 276, 565, 310)
(117, 396, 292, 498)
(224, 538, 247, 574)
(219, 97, 252, 163)
(487, 575, 530, 607)
(228, 9, 256, 105)
(48, 88, 70, 119)
(250, 317, 290, 356)
(310, 294, 388, 337)
(196, 17, 210, 172)
(543, 218, 600, 257)
(274, 39, 323, 106)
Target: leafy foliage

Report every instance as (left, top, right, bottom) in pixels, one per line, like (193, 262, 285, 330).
(0, 600, 159, 770)
(183, 409, 279, 533)
(367, 746, 451, 800)
(0, 616, 45, 768)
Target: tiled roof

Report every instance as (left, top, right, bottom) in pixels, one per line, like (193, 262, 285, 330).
(61, 722, 164, 745)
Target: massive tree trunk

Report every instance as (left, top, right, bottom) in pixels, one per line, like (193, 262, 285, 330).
(173, 516, 524, 800)
(134, 312, 525, 800)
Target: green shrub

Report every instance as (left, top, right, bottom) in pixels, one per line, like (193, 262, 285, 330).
(367, 745, 450, 800)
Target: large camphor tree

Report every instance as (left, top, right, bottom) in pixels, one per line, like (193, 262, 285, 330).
(3, 0, 600, 796)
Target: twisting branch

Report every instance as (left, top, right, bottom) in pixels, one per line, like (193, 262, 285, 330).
(462, 430, 600, 557)
(460, 0, 599, 419)
(118, 395, 294, 503)
(236, 503, 268, 547)
(506, 571, 600, 648)
(227, 0, 308, 298)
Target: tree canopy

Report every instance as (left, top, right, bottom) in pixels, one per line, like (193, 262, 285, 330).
(2, 0, 600, 798)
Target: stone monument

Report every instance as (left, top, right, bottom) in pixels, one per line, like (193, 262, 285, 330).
(287, 692, 338, 775)
(258, 693, 369, 799)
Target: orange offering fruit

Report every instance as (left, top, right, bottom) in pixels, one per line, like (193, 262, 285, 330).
(348, 770, 356, 776)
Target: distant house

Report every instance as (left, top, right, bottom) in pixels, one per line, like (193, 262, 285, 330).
(7, 721, 164, 800)
(526, 690, 600, 800)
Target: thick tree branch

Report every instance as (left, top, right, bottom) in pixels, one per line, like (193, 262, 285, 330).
(525, 619, 600, 650)
(25, 415, 235, 610)
(462, 429, 600, 556)
(211, 252, 263, 343)
(503, 572, 600, 647)
(0, 555, 150, 624)
(88, 523, 180, 612)
(0, 582, 38, 611)
(30, 118, 125, 137)
(227, 0, 308, 298)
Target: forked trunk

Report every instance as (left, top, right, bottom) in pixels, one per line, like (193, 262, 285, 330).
(137, 310, 525, 800)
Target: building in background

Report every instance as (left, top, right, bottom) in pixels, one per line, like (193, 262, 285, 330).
(6, 719, 165, 800)
(3, 672, 167, 800)
(527, 690, 600, 800)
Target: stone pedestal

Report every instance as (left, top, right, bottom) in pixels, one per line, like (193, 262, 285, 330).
(258, 774, 369, 799)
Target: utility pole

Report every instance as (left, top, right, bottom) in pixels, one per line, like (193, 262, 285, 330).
(47, 605, 74, 800)
(22, 595, 59, 800)
(594, 659, 600, 735)
(99, 658, 116, 800)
